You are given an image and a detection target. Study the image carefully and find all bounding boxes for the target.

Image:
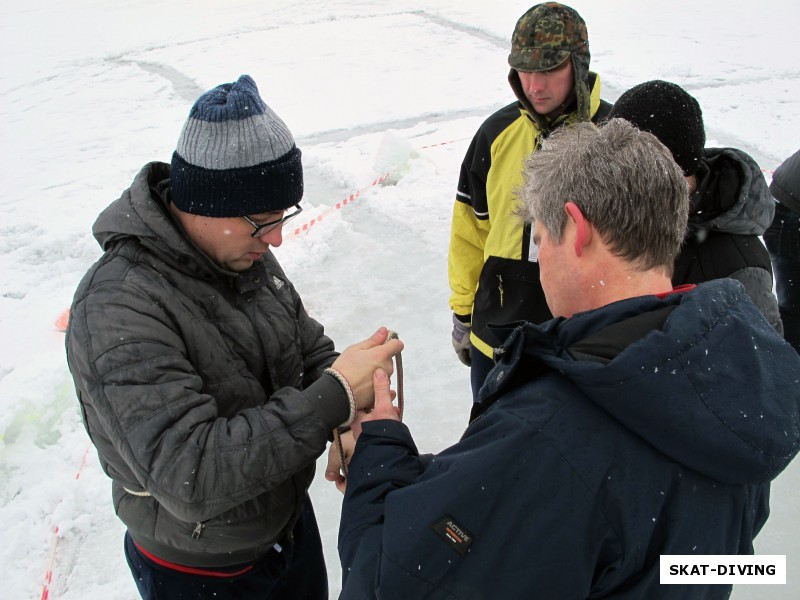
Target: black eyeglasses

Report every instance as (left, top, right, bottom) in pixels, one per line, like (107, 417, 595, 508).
(242, 204, 303, 238)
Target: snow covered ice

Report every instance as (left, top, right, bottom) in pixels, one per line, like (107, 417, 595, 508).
(1, 1, 798, 598)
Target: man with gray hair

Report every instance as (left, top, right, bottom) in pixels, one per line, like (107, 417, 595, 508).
(337, 120, 800, 598)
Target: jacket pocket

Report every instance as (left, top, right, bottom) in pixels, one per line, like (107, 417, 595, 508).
(472, 256, 552, 347)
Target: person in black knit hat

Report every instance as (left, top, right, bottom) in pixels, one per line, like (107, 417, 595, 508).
(609, 80, 783, 334)
(66, 74, 403, 600)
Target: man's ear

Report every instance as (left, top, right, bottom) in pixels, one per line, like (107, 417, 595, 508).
(564, 201, 591, 257)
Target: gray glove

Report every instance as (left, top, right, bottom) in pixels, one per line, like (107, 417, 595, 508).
(451, 313, 472, 366)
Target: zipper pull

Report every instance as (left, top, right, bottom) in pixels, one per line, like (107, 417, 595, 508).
(192, 522, 205, 540)
(498, 274, 504, 307)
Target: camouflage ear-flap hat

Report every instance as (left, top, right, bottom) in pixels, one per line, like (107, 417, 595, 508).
(508, 2, 591, 120)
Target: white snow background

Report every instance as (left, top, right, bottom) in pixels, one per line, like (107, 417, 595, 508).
(1, 0, 799, 598)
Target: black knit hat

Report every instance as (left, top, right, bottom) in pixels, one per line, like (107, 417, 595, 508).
(608, 80, 705, 176)
(170, 75, 303, 217)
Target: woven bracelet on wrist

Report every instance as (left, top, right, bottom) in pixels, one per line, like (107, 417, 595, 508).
(324, 367, 356, 427)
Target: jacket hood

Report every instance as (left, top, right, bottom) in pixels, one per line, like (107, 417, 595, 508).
(689, 147, 774, 236)
(486, 279, 800, 485)
(92, 162, 235, 281)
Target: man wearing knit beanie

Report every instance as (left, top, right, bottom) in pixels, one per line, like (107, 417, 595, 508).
(765, 148, 800, 351)
(447, 2, 613, 405)
(66, 75, 402, 599)
(609, 80, 783, 335)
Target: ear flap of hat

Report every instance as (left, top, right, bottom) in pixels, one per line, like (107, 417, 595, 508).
(571, 53, 591, 122)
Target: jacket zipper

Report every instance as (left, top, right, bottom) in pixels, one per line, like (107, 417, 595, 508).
(192, 522, 206, 540)
(498, 274, 504, 306)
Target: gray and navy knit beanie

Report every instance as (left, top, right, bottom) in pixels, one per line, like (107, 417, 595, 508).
(608, 80, 705, 176)
(170, 75, 303, 217)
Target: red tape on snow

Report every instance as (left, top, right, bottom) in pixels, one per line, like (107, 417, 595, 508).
(40, 526, 59, 600)
(54, 309, 69, 332)
(285, 137, 471, 239)
(286, 171, 393, 239)
(39, 446, 91, 599)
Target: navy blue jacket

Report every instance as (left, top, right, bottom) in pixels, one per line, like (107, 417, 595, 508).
(339, 280, 800, 599)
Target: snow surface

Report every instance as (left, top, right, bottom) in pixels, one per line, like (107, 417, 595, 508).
(1, 0, 799, 598)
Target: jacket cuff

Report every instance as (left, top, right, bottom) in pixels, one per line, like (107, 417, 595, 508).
(305, 372, 351, 430)
(454, 312, 472, 324)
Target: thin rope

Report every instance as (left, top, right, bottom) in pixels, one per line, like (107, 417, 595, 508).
(334, 331, 403, 480)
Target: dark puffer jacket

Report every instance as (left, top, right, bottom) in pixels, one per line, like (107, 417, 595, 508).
(674, 147, 782, 333)
(339, 280, 800, 599)
(765, 148, 800, 351)
(769, 148, 800, 214)
(66, 162, 348, 567)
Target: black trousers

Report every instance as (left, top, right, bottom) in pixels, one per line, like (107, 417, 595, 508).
(469, 348, 495, 402)
(124, 500, 328, 600)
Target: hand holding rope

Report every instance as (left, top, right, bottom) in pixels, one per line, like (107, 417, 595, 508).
(332, 330, 403, 480)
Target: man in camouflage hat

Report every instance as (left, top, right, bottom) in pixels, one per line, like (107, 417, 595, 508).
(448, 2, 612, 405)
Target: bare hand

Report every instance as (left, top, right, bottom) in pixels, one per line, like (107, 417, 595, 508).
(325, 430, 355, 494)
(330, 327, 403, 411)
(351, 368, 401, 442)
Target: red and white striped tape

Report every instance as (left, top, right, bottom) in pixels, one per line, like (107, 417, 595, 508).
(286, 171, 394, 239)
(285, 136, 470, 239)
(39, 446, 91, 598)
(40, 526, 59, 600)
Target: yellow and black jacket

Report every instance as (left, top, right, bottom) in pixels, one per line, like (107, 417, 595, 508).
(448, 70, 611, 359)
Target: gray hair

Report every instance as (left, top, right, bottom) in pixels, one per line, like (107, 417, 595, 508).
(518, 118, 689, 273)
